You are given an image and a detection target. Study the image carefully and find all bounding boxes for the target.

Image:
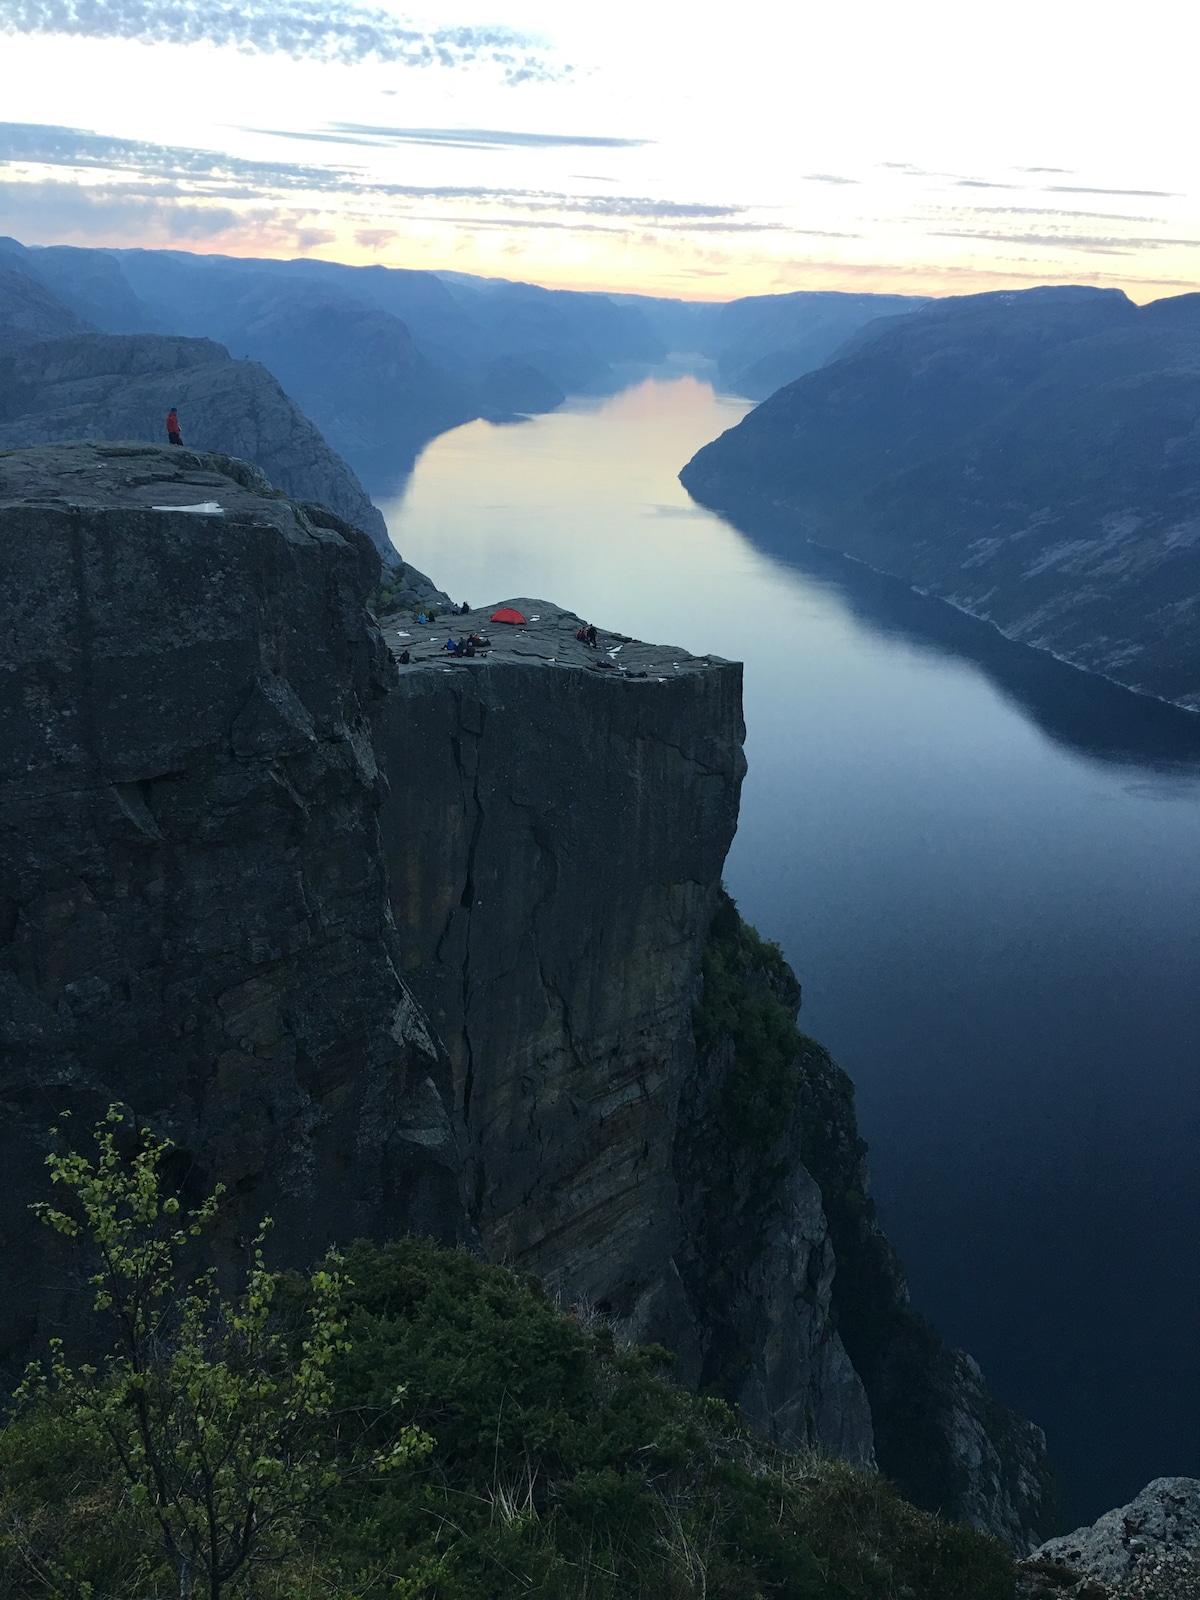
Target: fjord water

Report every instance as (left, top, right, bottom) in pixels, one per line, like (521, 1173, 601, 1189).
(381, 372, 1200, 1525)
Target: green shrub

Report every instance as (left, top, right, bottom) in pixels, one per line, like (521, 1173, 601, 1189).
(1, 1168, 1017, 1598)
(308, 1238, 1016, 1600)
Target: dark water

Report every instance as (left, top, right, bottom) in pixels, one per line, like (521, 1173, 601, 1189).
(381, 372, 1200, 1527)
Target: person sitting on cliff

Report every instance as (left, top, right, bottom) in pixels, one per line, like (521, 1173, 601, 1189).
(397, 648, 411, 664)
(443, 636, 457, 652)
(584, 623, 598, 648)
(459, 600, 470, 615)
(463, 638, 476, 657)
(165, 408, 183, 446)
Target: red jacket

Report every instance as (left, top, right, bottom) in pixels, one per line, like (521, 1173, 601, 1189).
(166, 411, 179, 432)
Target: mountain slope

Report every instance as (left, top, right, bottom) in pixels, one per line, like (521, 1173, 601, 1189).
(682, 286, 1200, 707)
(0, 329, 448, 586)
(0, 265, 94, 346)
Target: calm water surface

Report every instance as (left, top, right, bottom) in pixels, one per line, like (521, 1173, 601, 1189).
(381, 373, 1200, 1525)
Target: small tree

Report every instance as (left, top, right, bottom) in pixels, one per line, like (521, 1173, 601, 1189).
(20, 1107, 426, 1600)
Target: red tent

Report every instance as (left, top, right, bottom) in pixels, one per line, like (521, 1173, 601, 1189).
(491, 607, 526, 625)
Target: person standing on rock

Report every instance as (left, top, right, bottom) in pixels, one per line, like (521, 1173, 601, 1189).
(165, 408, 183, 446)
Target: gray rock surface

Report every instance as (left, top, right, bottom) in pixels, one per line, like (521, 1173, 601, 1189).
(0, 442, 465, 1384)
(1024, 1478, 1200, 1598)
(676, 1021, 876, 1468)
(0, 331, 416, 569)
(374, 604, 746, 1352)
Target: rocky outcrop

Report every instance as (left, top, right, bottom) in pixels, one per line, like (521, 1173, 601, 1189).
(0, 442, 464, 1386)
(373, 605, 745, 1352)
(1022, 1479, 1200, 1598)
(371, 613, 1053, 1546)
(0, 447, 1054, 1551)
(682, 285, 1200, 708)
(0, 331, 411, 567)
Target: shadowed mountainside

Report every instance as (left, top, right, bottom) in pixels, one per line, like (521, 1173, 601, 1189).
(0, 265, 447, 600)
(682, 285, 1200, 709)
(2, 239, 931, 489)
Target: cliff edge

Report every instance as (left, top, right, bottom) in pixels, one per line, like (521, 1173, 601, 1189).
(0, 442, 464, 1386)
(0, 444, 1055, 1552)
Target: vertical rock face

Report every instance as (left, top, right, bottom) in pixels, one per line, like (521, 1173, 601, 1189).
(373, 606, 746, 1351)
(675, 894, 875, 1467)
(0, 443, 463, 1383)
(1, 455, 1054, 1551)
(681, 892, 1057, 1547)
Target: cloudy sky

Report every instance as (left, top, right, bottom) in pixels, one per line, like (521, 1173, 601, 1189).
(1, 0, 1197, 300)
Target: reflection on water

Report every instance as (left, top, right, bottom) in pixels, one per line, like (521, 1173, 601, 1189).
(381, 374, 1200, 1523)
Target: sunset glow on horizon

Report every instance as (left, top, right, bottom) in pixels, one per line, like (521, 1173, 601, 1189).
(2, 0, 1197, 303)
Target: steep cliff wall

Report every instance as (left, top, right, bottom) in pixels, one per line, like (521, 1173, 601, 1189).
(0, 447, 1053, 1551)
(0, 442, 464, 1385)
(685, 894, 1058, 1549)
(373, 606, 746, 1356)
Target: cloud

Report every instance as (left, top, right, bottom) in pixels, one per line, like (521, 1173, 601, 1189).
(246, 123, 648, 151)
(803, 173, 857, 185)
(0, 122, 746, 228)
(0, 177, 246, 239)
(0, 121, 356, 188)
(950, 205, 1162, 225)
(931, 227, 1200, 253)
(0, 0, 567, 80)
(1045, 185, 1177, 198)
(329, 123, 647, 149)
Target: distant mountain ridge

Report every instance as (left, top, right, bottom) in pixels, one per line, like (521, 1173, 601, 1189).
(0, 237, 927, 490)
(0, 261, 446, 601)
(681, 284, 1200, 710)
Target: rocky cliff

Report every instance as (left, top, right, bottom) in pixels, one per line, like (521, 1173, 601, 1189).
(0, 442, 464, 1388)
(680, 892, 1056, 1546)
(372, 609, 1054, 1545)
(0, 330, 398, 563)
(1022, 1478, 1200, 1598)
(373, 605, 746, 1354)
(682, 285, 1200, 708)
(0, 444, 1054, 1551)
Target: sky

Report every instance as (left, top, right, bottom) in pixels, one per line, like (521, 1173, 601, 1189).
(1, 0, 1198, 301)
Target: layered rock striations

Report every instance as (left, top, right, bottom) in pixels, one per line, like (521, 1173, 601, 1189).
(374, 606, 746, 1351)
(682, 285, 1200, 708)
(0, 443, 464, 1386)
